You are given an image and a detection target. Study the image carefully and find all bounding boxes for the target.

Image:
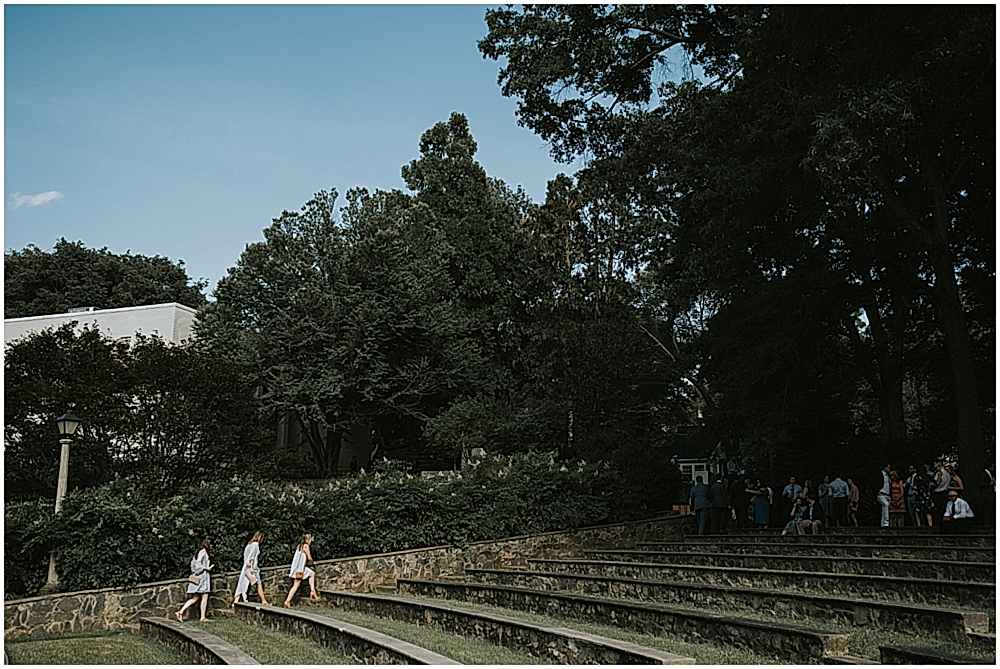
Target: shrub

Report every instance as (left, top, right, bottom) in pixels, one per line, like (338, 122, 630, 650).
(4, 451, 671, 599)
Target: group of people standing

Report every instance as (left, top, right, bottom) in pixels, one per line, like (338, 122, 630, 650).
(876, 461, 979, 531)
(774, 475, 860, 534)
(687, 460, 992, 535)
(688, 475, 861, 535)
(174, 532, 320, 622)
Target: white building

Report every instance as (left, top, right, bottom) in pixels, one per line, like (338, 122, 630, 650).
(3, 303, 198, 345)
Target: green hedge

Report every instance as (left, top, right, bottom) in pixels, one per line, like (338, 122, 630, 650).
(5, 452, 675, 598)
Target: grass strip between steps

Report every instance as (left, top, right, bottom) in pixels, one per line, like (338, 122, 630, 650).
(300, 602, 541, 664)
(391, 591, 995, 663)
(5, 631, 186, 665)
(199, 615, 354, 664)
(363, 593, 781, 664)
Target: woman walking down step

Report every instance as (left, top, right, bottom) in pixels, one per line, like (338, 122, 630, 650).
(284, 533, 319, 607)
(233, 531, 269, 606)
(176, 539, 213, 622)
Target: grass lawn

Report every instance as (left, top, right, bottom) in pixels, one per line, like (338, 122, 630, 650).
(301, 603, 541, 664)
(5, 631, 185, 664)
(198, 616, 353, 664)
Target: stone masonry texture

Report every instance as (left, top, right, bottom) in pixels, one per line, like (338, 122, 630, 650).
(3, 514, 686, 640)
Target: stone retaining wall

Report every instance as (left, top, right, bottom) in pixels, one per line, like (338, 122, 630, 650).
(3, 513, 685, 640)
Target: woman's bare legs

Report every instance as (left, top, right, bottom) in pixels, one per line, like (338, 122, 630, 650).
(199, 594, 209, 622)
(284, 579, 302, 607)
(308, 573, 319, 600)
(256, 582, 270, 606)
(176, 596, 198, 621)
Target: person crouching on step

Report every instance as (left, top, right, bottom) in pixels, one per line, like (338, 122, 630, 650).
(283, 533, 319, 607)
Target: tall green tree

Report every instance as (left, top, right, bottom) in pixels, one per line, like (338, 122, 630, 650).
(198, 116, 533, 472)
(4, 325, 271, 499)
(5, 239, 208, 317)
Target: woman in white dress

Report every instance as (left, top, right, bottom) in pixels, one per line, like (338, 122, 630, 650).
(283, 533, 319, 607)
(176, 539, 212, 622)
(232, 531, 269, 606)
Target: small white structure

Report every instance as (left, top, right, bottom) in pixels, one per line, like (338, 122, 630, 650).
(3, 303, 198, 345)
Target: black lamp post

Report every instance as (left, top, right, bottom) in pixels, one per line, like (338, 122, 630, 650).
(44, 412, 82, 591)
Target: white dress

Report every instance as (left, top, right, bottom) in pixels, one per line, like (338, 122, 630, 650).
(186, 548, 211, 594)
(288, 546, 315, 580)
(234, 542, 261, 599)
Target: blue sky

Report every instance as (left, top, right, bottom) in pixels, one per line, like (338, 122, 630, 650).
(5, 5, 576, 291)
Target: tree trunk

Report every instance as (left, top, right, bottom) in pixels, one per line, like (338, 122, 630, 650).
(861, 302, 908, 454)
(926, 178, 985, 511)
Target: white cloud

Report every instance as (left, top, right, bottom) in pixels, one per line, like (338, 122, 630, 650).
(9, 191, 64, 209)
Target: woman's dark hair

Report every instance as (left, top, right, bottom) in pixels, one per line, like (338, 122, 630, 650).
(193, 538, 211, 561)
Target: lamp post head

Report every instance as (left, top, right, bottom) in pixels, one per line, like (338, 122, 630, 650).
(56, 413, 82, 437)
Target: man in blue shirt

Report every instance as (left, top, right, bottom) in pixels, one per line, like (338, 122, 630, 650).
(829, 475, 850, 527)
(689, 476, 711, 535)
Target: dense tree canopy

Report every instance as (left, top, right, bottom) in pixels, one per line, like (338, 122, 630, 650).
(4, 325, 274, 499)
(481, 4, 994, 501)
(5, 239, 208, 318)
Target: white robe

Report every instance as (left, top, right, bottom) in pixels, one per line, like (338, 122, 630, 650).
(288, 546, 315, 580)
(234, 541, 261, 599)
(186, 548, 211, 594)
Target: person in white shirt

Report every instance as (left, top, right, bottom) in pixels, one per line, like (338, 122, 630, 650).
(877, 464, 891, 528)
(176, 540, 213, 622)
(233, 531, 270, 606)
(283, 533, 319, 607)
(942, 490, 975, 534)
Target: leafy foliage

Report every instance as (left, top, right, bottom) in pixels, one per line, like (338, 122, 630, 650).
(4, 452, 678, 598)
(4, 325, 276, 499)
(4, 239, 208, 318)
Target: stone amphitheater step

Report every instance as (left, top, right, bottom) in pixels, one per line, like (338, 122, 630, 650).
(707, 527, 993, 535)
(878, 644, 996, 664)
(138, 616, 259, 664)
(315, 589, 694, 664)
(462, 567, 988, 638)
(636, 541, 995, 561)
(966, 631, 996, 652)
(824, 654, 878, 664)
(233, 602, 459, 664)
(525, 558, 995, 610)
(695, 532, 994, 546)
(396, 578, 849, 663)
(583, 549, 996, 582)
